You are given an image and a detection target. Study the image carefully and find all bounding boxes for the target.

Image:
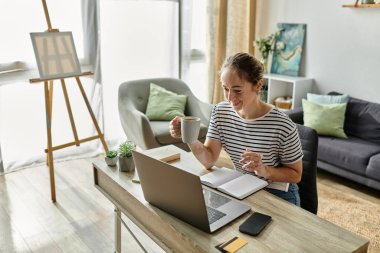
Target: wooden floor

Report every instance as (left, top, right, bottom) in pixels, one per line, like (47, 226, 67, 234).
(0, 158, 164, 253)
(1, 157, 379, 253)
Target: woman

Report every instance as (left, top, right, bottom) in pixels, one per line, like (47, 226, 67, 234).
(169, 52, 303, 206)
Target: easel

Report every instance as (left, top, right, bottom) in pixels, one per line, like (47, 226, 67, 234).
(29, 0, 109, 202)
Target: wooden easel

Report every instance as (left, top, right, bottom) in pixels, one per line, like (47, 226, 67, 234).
(29, 0, 109, 202)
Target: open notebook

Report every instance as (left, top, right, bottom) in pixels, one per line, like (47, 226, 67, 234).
(200, 167, 289, 200)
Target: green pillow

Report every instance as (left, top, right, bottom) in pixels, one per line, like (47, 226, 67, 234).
(307, 93, 349, 104)
(302, 99, 347, 138)
(145, 83, 187, 121)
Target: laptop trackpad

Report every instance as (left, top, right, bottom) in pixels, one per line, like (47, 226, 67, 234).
(203, 189, 231, 209)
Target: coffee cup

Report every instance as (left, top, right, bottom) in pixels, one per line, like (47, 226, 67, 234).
(181, 116, 201, 144)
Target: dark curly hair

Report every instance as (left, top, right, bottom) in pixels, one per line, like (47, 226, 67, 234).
(220, 52, 264, 85)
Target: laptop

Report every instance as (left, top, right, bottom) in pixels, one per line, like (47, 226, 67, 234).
(132, 150, 251, 233)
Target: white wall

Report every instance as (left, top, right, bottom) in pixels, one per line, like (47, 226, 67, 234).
(256, 0, 380, 103)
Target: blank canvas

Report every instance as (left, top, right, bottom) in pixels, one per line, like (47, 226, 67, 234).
(30, 31, 81, 80)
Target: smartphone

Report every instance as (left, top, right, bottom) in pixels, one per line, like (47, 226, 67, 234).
(239, 212, 272, 236)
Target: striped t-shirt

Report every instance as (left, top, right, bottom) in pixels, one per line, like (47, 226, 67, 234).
(207, 101, 303, 174)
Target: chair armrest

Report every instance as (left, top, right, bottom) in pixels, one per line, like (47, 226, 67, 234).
(118, 99, 160, 150)
(197, 100, 213, 125)
(285, 107, 304, 124)
(187, 96, 213, 126)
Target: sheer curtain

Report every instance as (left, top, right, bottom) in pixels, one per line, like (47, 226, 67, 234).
(186, 0, 209, 103)
(0, 149, 3, 173)
(207, 0, 257, 104)
(0, 0, 100, 173)
(99, 0, 180, 146)
(0, 0, 185, 173)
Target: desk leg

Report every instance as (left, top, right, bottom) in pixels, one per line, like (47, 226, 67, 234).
(115, 207, 121, 253)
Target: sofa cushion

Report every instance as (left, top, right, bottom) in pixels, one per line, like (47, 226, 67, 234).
(344, 97, 380, 145)
(318, 136, 380, 175)
(367, 154, 380, 181)
(151, 121, 208, 145)
(307, 93, 349, 104)
(302, 99, 347, 138)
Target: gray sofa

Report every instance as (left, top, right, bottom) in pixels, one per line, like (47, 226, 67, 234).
(286, 92, 380, 190)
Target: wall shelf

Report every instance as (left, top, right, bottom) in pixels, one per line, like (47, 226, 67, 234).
(342, 3, 380, 8)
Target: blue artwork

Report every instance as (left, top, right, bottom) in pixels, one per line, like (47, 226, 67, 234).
(270, 23, 306, 77)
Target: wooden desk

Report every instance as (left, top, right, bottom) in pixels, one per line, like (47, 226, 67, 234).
(93, 146, 369, 253)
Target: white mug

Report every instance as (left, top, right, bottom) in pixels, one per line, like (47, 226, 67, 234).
(181, 116, 201, 144)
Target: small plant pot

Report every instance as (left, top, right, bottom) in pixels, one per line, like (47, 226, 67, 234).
(105, 156, 118, 166)
(118, 156, 135, 172)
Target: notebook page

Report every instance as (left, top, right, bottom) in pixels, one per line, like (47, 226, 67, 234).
(217, 174, 268, 199)
(200, 168, 242, 188)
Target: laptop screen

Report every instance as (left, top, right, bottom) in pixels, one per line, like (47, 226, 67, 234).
(132, 150, 211, 232)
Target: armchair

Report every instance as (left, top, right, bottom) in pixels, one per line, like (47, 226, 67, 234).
(118, 78, 213, 151)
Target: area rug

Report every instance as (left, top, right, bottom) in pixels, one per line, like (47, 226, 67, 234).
(317, 179, 380, 252)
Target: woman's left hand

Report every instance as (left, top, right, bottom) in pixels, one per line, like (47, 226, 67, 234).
(240, 149, 270, 179)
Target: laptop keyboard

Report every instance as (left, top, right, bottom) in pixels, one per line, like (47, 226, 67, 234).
(207, 206, 226, 224)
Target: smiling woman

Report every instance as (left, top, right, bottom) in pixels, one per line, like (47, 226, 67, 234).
(170, 52, 304, 206)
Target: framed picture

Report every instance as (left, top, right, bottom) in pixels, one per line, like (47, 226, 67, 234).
(30, 31, 81, 80)
(270, 23, 306, 77)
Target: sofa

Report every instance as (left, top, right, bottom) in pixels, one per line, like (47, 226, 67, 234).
(286, 92, 380, 191)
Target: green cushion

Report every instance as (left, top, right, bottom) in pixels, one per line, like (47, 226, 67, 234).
(302, 99, 347, 138)
(307, 93, 349, 104)
(145, 83, 187, 121)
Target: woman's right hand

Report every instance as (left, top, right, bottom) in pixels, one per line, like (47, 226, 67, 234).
(169, 116, 182, 139)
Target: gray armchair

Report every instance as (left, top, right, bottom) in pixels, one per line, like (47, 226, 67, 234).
(118, 78, 213, 151)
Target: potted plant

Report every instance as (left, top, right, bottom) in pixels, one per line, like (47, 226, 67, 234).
(255, 30, 282, 73)
(105, 150, 118, 166)
(255, 30, 282, 102)
(118, 141, 136, 172)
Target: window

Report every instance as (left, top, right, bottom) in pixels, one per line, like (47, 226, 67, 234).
(0, 0, 185, 172)
(100, 0, 179, 143)
(0, 0, 87, 172)
(0, 0, 84, 73)
(188, 0, 208, 102)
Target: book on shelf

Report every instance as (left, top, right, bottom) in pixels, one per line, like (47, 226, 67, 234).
(200, 167, 289, 200)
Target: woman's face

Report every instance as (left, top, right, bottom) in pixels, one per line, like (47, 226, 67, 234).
(221, 67, 260, 111)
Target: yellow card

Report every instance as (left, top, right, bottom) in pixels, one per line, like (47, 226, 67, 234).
(223, 238, 247, 253)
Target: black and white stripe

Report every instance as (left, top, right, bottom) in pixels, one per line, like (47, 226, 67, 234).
(207, 101, 303, 173)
